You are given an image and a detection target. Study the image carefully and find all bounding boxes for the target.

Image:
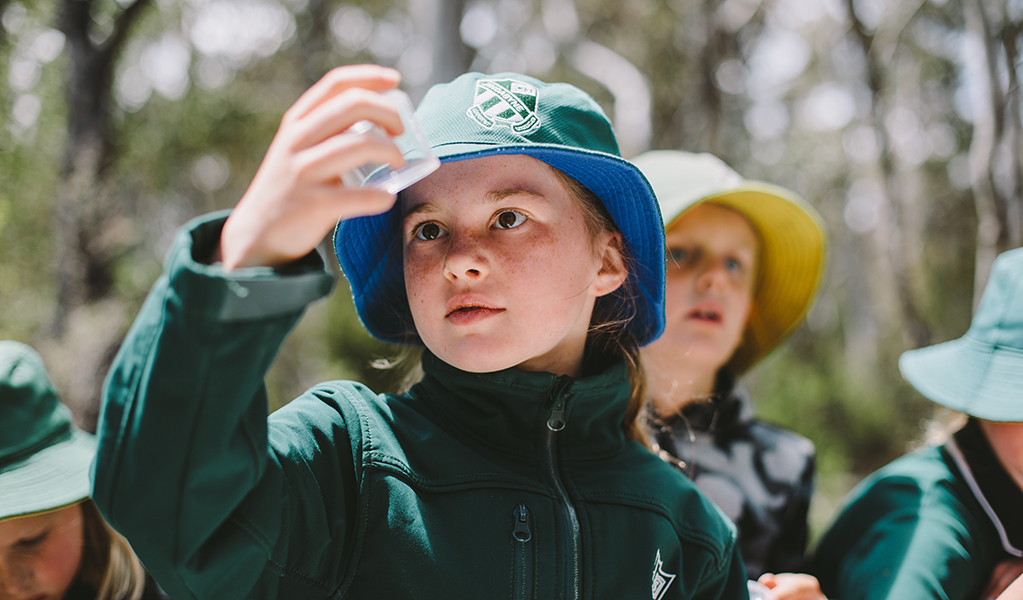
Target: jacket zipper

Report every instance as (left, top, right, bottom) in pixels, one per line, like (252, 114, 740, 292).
(512, 504, 534, 600)
(544, 375, 580, 600)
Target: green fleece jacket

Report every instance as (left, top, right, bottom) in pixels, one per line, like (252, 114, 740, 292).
(812, 420, 1022, 600)
(92, 213, 748, 600)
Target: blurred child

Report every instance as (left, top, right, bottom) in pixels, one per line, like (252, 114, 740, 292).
(813, 247, 1023, 600)
(0, 341, 167, 600)
(632, 151, 826, 582)
(91, 66, 748, 599)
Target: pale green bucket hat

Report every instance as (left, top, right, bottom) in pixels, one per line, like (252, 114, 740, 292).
(631, 150, 827, 373)
(0, 341, 96, 521)
(899, 247, 1023, 421)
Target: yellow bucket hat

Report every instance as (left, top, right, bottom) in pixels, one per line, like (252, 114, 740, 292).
(632, 150, 828, 374)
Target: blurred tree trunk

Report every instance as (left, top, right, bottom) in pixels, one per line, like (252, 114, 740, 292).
(298, 0, 333, 87)
(46, 0, 151, 431)
(964, 0, 1023, 309)
(408, 0, 470, 99)
(0, 0, 9, 46)
(844, 0, 932, 350)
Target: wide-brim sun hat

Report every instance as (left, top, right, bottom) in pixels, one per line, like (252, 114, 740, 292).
(899, 247, 1023, 421)
(335, 72, 666, 347)
(631, 150, 827, 373)
(0, 340, 96, 521)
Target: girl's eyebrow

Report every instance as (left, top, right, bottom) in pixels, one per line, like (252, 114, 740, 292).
(402, 188, 545, 222)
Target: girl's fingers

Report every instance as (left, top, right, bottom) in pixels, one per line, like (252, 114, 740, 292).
(290, 87, 405, 150)
(314, 186, 399, 220)
(287, 64, 400, 122)
(299, 128, 407, 184)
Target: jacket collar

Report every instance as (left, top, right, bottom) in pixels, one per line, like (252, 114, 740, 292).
(411, 351, 633, 460)
(945, 419, 1023, 558)
(646, 369, 755, 435)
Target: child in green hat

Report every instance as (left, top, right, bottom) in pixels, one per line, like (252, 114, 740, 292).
(92, 65, 748, 599)
(813, 247, 1023, 600)
(0, 341, 167, 600)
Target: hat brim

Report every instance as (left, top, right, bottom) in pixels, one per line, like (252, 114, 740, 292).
(0, 429, 96, 521)
(335, 143, 666, 347)
(899, 334, 1023, 421)
(666, 183, 826, 373)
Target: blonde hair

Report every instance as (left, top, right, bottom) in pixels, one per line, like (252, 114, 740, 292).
(78, 500, 147, 600)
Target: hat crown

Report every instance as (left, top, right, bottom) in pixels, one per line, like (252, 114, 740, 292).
(415, 72, 620, 158)
(632, 151, 746, 224)
(969, 247, 1023, 348)
(0, 341, 71, 467)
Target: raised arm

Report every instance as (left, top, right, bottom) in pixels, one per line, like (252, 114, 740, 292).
(92, 64, 406, 600)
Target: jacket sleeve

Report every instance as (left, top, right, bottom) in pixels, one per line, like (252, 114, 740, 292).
(692, 537, 750, 600)
(91, 211, 352, 600)
(812, 475, 987, 600)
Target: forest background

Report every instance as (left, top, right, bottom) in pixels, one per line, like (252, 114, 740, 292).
(1, 0, 1021, 542)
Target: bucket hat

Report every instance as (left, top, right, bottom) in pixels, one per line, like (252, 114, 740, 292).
(334, 72, 666, 347)
(899, 247, 1023, 421)
(0, 341, 95, 521)
(631, 150, 827, 373)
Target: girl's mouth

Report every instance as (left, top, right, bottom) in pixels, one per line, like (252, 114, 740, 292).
(446, 304, 505, 325)
(687, 308, 722, 323)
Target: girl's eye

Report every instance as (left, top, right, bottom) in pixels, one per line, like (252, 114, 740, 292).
(494, 210, 527, 230)
(667, 248, 689, 267)
(16, 531, 47, 549)
(724, 258, 742, 273)
(414, 222, 448, 241)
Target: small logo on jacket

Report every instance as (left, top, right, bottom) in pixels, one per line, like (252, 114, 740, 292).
(467, 78, 540, 134)
(651, 549, 676, 600)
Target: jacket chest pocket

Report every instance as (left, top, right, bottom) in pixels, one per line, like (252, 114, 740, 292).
(512, 503, 535, 600)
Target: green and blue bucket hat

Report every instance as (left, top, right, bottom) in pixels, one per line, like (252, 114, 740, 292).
(334, 72, 666, 348)
(0, 341, 96, 521)
(899, 247, 1023, 421)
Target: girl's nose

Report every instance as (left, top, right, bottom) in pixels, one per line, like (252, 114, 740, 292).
(443, 234, 489, 282)
(695, 262, 727, 293)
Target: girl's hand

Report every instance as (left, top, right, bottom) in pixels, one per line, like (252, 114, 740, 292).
(758, 573, 827, 600)
(985, 559, 1023, 600)
(219, 64, 406, 270)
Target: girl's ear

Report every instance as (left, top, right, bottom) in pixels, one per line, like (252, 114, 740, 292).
(592, 231, 628, 297)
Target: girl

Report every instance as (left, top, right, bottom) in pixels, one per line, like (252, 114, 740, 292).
(631, 150, 826, 583)
(813, 248, 1023, 600)
(92, 66, 748, 599)
(0, 341, 167, 600)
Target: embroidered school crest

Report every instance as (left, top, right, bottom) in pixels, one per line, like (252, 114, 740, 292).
(651, 549, 676, 600)
(467, 79, 541, 134)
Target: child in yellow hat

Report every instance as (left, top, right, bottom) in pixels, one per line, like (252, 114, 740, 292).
(633, 151, 827, 594)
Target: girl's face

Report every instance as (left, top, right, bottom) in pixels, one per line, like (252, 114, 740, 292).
(979, 420, 1023, 492)
(402, 154, 625, 377)
(642, 203, 758, 374)
(0, 503, 84, 600)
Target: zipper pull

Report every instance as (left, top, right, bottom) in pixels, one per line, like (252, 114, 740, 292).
(512, 504, 532, 542)
(548, 397, 566, 431)
(547, 376, 573, 431)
